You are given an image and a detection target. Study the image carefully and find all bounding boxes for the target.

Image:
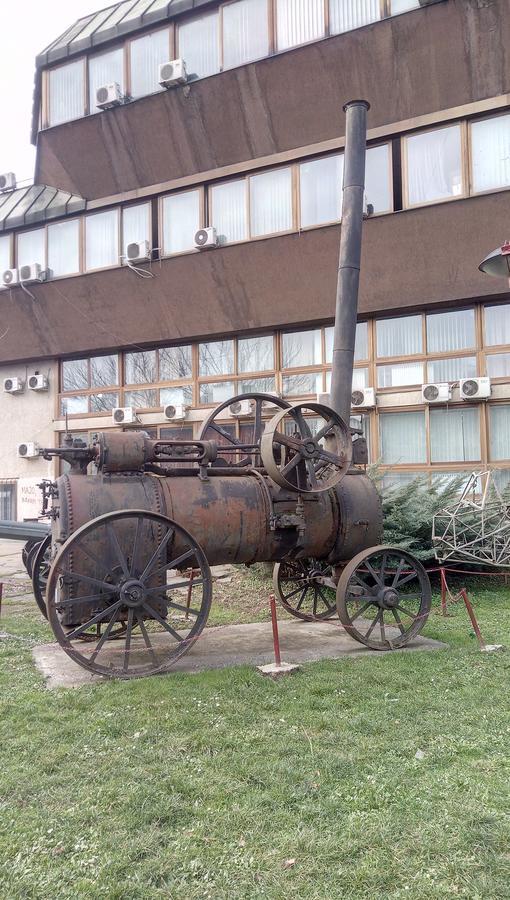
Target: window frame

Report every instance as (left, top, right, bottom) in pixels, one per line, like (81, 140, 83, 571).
(125, 24, 174, 99)
(121, 201, 153, 263)
(159, 187, 205, 257)
(401, 120, 469, 210)
(44, 57, 87, 129)
(468, 109, 510, 199)
(84, 207, 121, 272)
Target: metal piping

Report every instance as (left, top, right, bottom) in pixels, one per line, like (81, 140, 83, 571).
(329, 100, 370, 426)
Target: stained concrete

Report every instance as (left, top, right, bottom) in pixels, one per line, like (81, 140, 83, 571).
(33, 620, 447, 689)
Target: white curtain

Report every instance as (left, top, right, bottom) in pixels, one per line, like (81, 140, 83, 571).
(130, 28, 169, 97)
(485, 303, 510, 346)
(391, 0, 420, 13)
(472, 114, 510, 193)
(163, 190, 200, 254)
(210, 180, 247, 242)
(276, 0, 325, 51)
(486, 353, 510, 379)
(122, 203, 151, 259)
(377, 361, 423, 388)
(300, 155, 342, 228)
(489, 405, 510, 461)
(48, 220, 80, 276)
(406, 125, 462, 205)
(161, 385, 193, 406)
(17, 228, 45, 269)
(380, 412, 426, 464)
(282, 329, 321, 368)
(426, 308, 475, 352)
(366, 144, 392, 213)
(85, 210, 119, 269)
(329, 0, 381, 35)
(49, 60, 84, 126)
(0, 235, 10, 272)
(238, 334, 274, 372)
(223, 0, 269, 68)
(427, 356, 476, 382)
(199, 381, 235, 403)
(430, 407, 481, 463)
(250, 167, 293, 237)
(376, 315, 422, 357)
(88, 48, 125, 111)
(178, 13, 219, 78)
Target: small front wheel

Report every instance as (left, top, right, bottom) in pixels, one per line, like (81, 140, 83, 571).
(273, 558, 338, 621)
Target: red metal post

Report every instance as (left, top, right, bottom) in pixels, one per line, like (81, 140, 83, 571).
(460, 588, 486, 650)
(269, 593, 282, 667)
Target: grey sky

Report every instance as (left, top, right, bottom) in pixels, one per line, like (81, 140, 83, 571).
(0, 1, 101, 183)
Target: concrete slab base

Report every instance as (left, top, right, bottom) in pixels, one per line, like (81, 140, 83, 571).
(32, 618, 447, 689)
(257, 661, 301, 678)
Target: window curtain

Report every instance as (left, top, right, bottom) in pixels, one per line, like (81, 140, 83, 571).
(485, 304, 510, 346)
(162, 190, 200, 254)
(426, 309, 475, 352)
(427, 356, 476, 382)
(380, 412, 426, 464)
(122, 203, 151, 259)
(250, 167, 293, 237)
(178, 13, 219, 78)
(0, 235, 10, 272)
(276, 0, 325, 51)
(489, 405, 510, 461)
(300, 155, 343, 228)
(49, 61, 84, 126)
(329, 0, 381, 35)
(223, 0, 269, 69)
(406, 125, 462, 205)
(0, 484, 15, 520)
(85, 210, 119, 269)
(48, 220, 80, 276)
(472, 116, 510, 193)
(88, 48, 125, 111)
(430, 407, 481, 463)
(17, 229, 45, 269)
(486, 353, 510, 378)
(376, 315, 422, 357)
(366, 144, 392, 213)
(130, 28, 169, 97)
(391, 0, 420, 13)
(377, 362, 423, 388)
(210, 180, 247, 242)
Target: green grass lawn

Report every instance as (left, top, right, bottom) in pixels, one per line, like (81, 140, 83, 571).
(0, 572, 509, 899)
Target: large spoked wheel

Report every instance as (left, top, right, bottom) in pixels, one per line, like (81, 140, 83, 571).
(32, 534, 52, 619)
(273, 558, 338, 621)
(336, 546, 431, 651)
(45, 510, 212, 679)
(198, 392, 291, 467)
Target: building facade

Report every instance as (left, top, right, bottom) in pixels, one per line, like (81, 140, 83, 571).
(1, 0, 510, 518)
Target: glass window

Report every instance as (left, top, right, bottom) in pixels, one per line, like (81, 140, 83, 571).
(160, 424, 194, 442)
(199, 381, 235, 403)
(178, 12, 219, 78)
(223, 0, 269, 69)
(405, 125, 463, 206)
(199, 340, 234, 376)
(381, 471, 420, 491)
(329, 0, 381, 35)
(238, 335, 274, 372)
(0, 235, 11, 273)
(238, 376, 276, 393)
(325, 322, 368, 363)
(122, 203, 151, 261)
(377, 361, 423, 389)
(485, 304, 510, 346)
(276, 0, 325, 51)
(90, 355, 118, 387)
(159, 346, 193, 380)
(426, 309, 475, 352)
(160, 385, 193, 406)
(326, 368, 368, 390)
(85, 210, 119, 270)
(48, 220, 80, 277)
(49, 60, 85, 127)
(90, 392, 119, 412)
(62, 359, 88, 391)
(17, 229, 45, 269)
(486, 353, 510, 378)
(250, 168, 293, 237)
(89, 48, 125, 111)
(492, 467, 510, 491)
(282, 372, 322, 396)
(300, 155, 342, 228)
(427, 356, 477, 382)
(380, 412, 426, 464)
(471, 114, 510, 193)
(130, 28, 170, 98)
(376, 315, 422, 357)
(210, 180, 247, 243)
(162, 190, 201, 254)
(489, 405, 510, 461)
(125, 350, 156, 384)
(124, 388, 158, 408)
(282, 329, 322, 368)
(391, 0, 420, 12)
(62, 395, 88, 415)
(366, 144, 392, 213)
(430, 407, 480, 463)
(0, 483, 16, 520)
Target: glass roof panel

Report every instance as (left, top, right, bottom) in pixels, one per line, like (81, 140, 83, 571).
(69, 6, 118, 44)
(144, 0, 171, 13)
(25, 187, 59, 223)
(48, 15, 98, 53)
(97, 0, 140, 31)
(0, 186, 85, 231)
(0, 190, 27, 229)
(7, 186, 47, 229)
(119, 0, 156, 24)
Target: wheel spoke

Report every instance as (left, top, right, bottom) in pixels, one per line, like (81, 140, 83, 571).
(149, 549, 196, 581)
(90, 606, 121, 662)
(209, 422, 242, 446)
(379, 612, 386, 643)
(293, 407, 311, 437)
(365, 609, 382, 640)
(123, 608, 134, 673)
(313, 420, 334, 443)
(106, 524, 130, 579)
(55, 593, 107, 609)
(395, 604, 419, 620)
(316, 586, 334, 610)
(142, 602, 183, 642)
(254, 400, 262, 443)
(395, 570, 419, 589)
(365, 560, 383, 586)
(391, 556, 406, 588)
(145, 577, 204, 597)
(66, 599, 122, 642)
(349, 600, 374, 622)
(136, 611, 159, 667)
(282, 585, 306, 602)
(58, 569, 118, 594)
(166, 598, 202, 617)
(312, 589, 318, 617)
(317, 448, 343, 466)
(295, 587, 308, 611)
(139, 528, 175, 582)
(391, 609, 406, 634)
(281, 452, 302, 477)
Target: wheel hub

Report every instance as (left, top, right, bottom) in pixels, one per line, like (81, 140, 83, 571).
(378, 587, 399, 609)
(301, 439, 317, 458)
(120, 579, 147, 608)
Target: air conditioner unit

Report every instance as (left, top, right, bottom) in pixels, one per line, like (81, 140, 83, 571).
(96, 82, 123, 109)
(18, 442, 39, 459)
(159, 59, 187, 87)
(0, 172, 16, 192)
(229, 399, 253, 417)
(19, 263, 47, 284)
(422, 382, 451, 403)
(3, 376, 24, 394)
(194, 227, 219, 250)
(460, 377, 491, 401)
(28, 374, 49, 392)
(126, 240, 151, 263)
(164, 404, 187, 421)
(2, 268, 19, 287)
(351, 387, 376, 409)
(112, 406, 137, 425)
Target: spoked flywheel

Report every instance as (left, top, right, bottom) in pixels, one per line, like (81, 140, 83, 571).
(32, 534, 52, 619)
(336, 546, 431, 650)
(45, 510, 212, 679)
(198, 392, 291, 467)
(273, 558, 338, 620)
